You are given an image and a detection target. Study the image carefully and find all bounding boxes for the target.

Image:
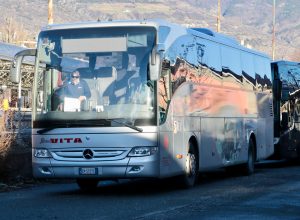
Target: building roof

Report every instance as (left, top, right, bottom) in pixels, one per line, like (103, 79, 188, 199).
(0, 42, 34, 64)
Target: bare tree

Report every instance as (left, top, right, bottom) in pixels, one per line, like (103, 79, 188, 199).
(0, 16, 29, 46)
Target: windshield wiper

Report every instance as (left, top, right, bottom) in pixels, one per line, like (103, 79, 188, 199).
(36, 121, 108, 134)
(36, 119, 143, 134)
(107, 119, 143, 132)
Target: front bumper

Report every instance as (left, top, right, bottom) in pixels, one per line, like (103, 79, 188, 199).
(33, 154, 159, 179)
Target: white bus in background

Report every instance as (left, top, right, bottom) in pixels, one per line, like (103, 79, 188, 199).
(10, 19, 274, 190)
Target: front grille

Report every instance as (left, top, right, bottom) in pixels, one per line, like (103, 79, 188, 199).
(50, 148, 129, 161)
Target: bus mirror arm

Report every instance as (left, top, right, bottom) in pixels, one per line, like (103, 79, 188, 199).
(278, 80, 282, 99)
(150, 44, 165, 65)
(273, 79, 282, 100)
(10, 49, 37, 83)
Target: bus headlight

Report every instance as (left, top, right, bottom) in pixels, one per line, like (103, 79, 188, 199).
(34, 149, 52, 158)
(128, 146, 158, 157)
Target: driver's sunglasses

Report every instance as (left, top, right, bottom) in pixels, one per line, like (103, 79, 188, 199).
(72, 75, 80, 79)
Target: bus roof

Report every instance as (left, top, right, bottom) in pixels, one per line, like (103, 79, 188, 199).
(272, 60, 300, 66)
(41, 19, 269, 59)
(42, 19, 177, 32)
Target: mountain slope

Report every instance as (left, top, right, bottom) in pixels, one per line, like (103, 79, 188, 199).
(0, 0, 299, 60)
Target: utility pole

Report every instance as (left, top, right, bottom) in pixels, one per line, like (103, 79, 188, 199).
(217, 0, 221, 32)
(272, 0, 276, 60)
(48, 0, 53, 24)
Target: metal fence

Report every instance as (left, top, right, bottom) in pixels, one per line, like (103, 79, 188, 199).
(0, 109, 31, 155)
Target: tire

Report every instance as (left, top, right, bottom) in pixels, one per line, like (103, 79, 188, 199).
(76, 179, 99, 191)
(243, 139, 255, 175)
(180, 141, 199, 188)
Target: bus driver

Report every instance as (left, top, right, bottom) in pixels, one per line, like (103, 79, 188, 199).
(64, 70, 91, 102)
(54, 70, 91, 111)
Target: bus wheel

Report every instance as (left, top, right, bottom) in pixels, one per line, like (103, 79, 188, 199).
(181, 142, 199, 188)
(76, 179, 99, 191)
(243, 139, 255, 175)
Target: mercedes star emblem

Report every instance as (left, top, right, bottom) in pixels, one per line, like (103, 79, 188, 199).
(83, 149, 94, 159)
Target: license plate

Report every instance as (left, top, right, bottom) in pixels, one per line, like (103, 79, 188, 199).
(79, 167, 97, 175)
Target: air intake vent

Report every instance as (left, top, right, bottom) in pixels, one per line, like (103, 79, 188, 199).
(190, 28, 238, 45)
(270, 103, 273, 117)
(191, 28, 215, 36)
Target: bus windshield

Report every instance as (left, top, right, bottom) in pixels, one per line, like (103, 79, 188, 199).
(279, 63, 300, 102)
(33, 27, 157, 128)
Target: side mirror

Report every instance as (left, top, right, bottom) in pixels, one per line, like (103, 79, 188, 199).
(11, 55, 23, 83)
(149, 53, 161, 81)
(149, 44, 165, 81)
(10, 49, 37, 83)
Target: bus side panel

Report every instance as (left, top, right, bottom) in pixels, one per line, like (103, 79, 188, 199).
(158, 116, 183, 178)
(170, 83, 251, 170)
(256, 118, 266, 160)
(223, 117, 246, 164)
(256, 93, 274, 160)
(200, 117, 225, 169)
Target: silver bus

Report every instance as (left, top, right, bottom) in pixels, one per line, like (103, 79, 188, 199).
(10, 20, 274, 190)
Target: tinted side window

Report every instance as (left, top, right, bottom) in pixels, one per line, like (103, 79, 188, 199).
(221, 45, 241, 76)
(201, 38, 222, 72)
(241, 52, 255, 86)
